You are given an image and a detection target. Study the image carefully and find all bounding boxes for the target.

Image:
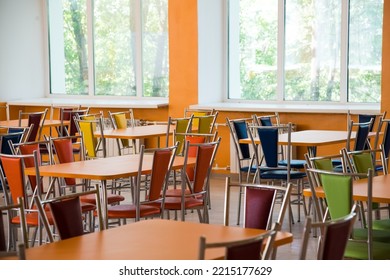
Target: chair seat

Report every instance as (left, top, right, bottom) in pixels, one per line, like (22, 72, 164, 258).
(163, 196, 204, 210)
(373, 219, 390, 231)
(260, 170, 306, 180)
(81, 202, 96, 213)
(353, 228, 390, 243)
(344, 240, 390, 260)
(12, 211, 54, 227)
(106, 204, 161, 219)
(240, 166, 257, 173)
(81, 193, 125, 205)
(278, 159, 306, 169)
(164, 188, 191, 197)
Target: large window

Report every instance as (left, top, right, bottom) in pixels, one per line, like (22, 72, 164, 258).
(228, 0, 383, 104)
(47, 0, 168, 97)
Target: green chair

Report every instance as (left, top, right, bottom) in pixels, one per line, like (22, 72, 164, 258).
(342, 147, 390, 232)
(306, 168, 390, 259)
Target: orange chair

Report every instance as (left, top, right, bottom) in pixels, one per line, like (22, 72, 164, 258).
(163, 137, 221, 223)
(106, 143, 178, 223)
(0, 150, 53, 247)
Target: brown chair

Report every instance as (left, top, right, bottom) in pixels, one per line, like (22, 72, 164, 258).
(163, 137, 221, 223)
(198, 222, 278, 260)
(300, 212, 357, 260)
(106, 143, 178, 223)
(34, 188, 104, 241)
(18, 108, 48, 142)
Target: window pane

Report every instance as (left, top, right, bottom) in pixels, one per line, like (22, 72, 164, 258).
(94, 0, 136, 96)
(48, 0, 88, 95)
(229, 0, 278, 100)
(285, 0, 341, 101)
(142, 0, 169, 97)
(348, 0, 383, 103)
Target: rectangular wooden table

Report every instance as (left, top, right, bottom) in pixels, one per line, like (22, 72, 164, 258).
(0, 119, 66, 128)
(25, 154, 195, 228)
(96, 124, 173, 148)
(303, 174, 390, 204)
(240, 130, 376, 156)
(25, 219, 293, 260)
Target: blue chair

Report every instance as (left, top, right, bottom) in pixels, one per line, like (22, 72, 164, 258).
(226, 117, 257, 225)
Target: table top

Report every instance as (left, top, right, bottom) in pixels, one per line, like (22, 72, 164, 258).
(97, 124, 173, 139)
(303, 174, 390, 204)
(0, 119, 66, 128)
(25, 154, 194, 181)
(240, 130, 375, 147)
(25, 219, 293, 260)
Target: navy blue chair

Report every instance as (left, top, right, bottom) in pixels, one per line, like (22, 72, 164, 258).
(226, 117, 257, 225)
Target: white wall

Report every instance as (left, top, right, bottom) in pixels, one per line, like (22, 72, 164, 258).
(197, 0, 226, 104)
(0, 0, 46, 101)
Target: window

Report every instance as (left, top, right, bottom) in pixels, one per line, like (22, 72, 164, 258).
(228, 0, 383, 104)
(47, 0, 168, 97)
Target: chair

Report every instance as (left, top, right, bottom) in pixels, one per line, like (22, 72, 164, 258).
(299, 212, 357, 260)
(57, 107, 89, 137)
(163, 137, 221, 223)
(342, 147, 390, 231)
(74, 112, 107, 159)
(18, 108, 48, 142)
(306, 167, 390, 259)
(50, 105, 81, 136)
(0, 150, 53, 247)
(0, 197, 28, 257)
(191, 111, 218, 138)
(198, 222, 278, 260)
(108, 109, 137, 155)
(373, 117, 390, 172)
(166, 115, 194, 155)
(34, 188, 104, 241)
(247, 122, 307, 224)
(106, 143, 178, 223)
(226, 117, 257, 225)
(184, 108, 215, 130)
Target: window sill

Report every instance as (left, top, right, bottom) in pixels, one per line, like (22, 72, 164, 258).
(190, 102, 381, 114)
(6, 97, 169, 109)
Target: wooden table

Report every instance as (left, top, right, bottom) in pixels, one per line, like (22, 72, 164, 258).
(25, 154, 195, 228)
(25, 219, 293, 260)
(0, 119, 65, 128)
(240, 130, 376, 156)
(303, 174, 390, 204)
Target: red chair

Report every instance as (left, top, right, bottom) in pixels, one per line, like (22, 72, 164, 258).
(106, 143, 178, 223)
(163, 137, 221, 223)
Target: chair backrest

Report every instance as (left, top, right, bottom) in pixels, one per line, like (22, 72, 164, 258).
(135, 144, 178, 221)
(374, 117, 390, 160)
(74, 115, 106, 159)
(60, 108, 90, 137)
(108, 109, 135, 151)
(34, 188, 103, 241)
(184, 137, 221, 195)
(0, 131, 26, 155)
(50, 135, 85, 186)
(224, 176, 291, 231)
(0, 151, 41, 209)
(198, 222, 278, 260)
(0, 197, 28, 255)
(226, 117, 253, 162)
(18, 108, 48, 142)
(346, 118, 373, 152)
(300, 212, 357, 260)
(184, 108, 214, 128)
(192, 111, 218, 135)
(166, 115, 194, 155)
(253, 112, 280, 127)
(342, 147, 387, 175)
